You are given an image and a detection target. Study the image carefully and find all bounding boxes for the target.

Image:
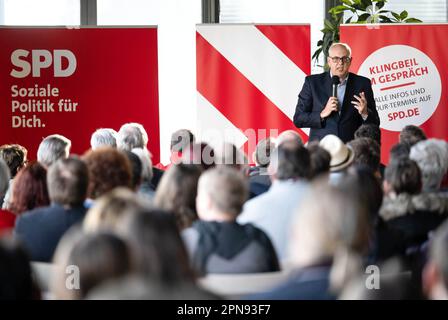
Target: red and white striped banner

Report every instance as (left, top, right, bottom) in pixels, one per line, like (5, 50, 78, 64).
(196, 24, 310, 159)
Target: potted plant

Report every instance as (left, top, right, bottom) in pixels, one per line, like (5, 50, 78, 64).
(313, 0, 421, 69)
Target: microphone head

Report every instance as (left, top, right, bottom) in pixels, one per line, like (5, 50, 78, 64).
(332, 75, 340, 85)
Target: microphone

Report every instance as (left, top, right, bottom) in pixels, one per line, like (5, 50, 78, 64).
(332, 75, 340, 112)
(332, 75, 340, 98)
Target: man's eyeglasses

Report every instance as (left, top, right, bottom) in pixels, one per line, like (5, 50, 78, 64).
(329, 56, 352, 64)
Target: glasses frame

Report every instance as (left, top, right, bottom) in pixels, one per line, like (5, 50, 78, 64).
(328, 56, 352, 64)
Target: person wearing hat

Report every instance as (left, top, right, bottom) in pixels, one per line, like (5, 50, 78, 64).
(319, 134, 355, 174)
(293, 43, 380, 143)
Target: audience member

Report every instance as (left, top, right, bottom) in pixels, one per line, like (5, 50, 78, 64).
(400, 125, 427, 148)
(131, 148, 155, 199)
(239, 140, 311, 261)
(7, 162, 50, 215)
(183, 167, 279, 275)
(348, 137, 381, 179)
(52, 230, 131, 299)
(248, 180, 370, 299)
(156, 129, 195, 171)
(410, 139, 448, 192)
(15, 157, 89, 262)
(37, 134, 71, 169)
(423, 220, 448, 299)
(307, 141, 331, 180)
(275, 130, 303, 147)
(82, 147, 132, 203)
(83, 187, 145, 233)
(182, 142, 215, 171)
(0, 238, 37, 299)
(248, 137, 275, 199)
(154, 164, 202, 230)
(90, 128, 117, 150)
(0, 144, 28, 209)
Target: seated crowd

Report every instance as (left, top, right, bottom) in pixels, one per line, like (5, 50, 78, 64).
(0, 123, 448, 300)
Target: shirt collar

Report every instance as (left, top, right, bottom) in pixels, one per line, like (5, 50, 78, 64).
(329, 72, 349, 85)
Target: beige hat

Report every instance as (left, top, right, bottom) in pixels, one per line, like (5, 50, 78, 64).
(319, 134, 354, 172)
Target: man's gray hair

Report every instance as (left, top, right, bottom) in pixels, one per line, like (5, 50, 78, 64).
(90, 128, 117, 150)
(329, 42, 352, 57)
(198, 166, 248, 217)
(47, 157, 88, 207)
(117, 123, 148, 151)
(410, 139, 448, 191)
(0, 158, 11, 197)
(37, 134, 71, 168)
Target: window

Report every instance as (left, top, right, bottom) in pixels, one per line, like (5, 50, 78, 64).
(0, 0, 80, 25)
(219, 0, 325, 74)
(384, 0, 447, 22)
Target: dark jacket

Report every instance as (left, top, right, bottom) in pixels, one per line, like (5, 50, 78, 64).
(15, 203, 87, 262)
(182, 221, 279, 275)
(293, 72, 379, 143)
(377, 192, 448, 257)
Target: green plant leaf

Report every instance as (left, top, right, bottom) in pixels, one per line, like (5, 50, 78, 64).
(391, 11, 401, 20)
(405, 18, 422, 23)
(345, 16, 353, 24)
(357, 13, 371, 22)
(341, 0, 353, 6)
(376, 0, 386, 10)
(324, 19, 336, 31)
(329, 5, 349, 15)
(400, 10, 408, 20)
(379, 15, 393, 22)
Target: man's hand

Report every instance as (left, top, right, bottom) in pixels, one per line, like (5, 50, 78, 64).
(320, 97, 338, 119)
(352, 92, 368, 117)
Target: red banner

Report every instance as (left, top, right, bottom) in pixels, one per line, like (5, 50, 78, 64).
(196, 25, 310, 160)
(0, 27, 160, 162)
(340, 24, 448, 163)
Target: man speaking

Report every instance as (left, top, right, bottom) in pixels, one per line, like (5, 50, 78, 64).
(293, 43, 380, 143)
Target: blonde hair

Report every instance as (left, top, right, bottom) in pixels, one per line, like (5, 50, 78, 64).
(83, 187, 147, 233)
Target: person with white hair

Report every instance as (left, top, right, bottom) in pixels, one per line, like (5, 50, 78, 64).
(131, 148, 155, 199)
(90, 128, 117, 150)
(116, 122, 148, 151)
(275, 130, 303, 147)
(117, 122, 164, 190)
(409, 138, 448, 192)
(37, 134, 71, 168)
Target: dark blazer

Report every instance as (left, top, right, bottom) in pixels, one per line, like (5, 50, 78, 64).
(15, 203, 87, 262)
(293, 72, 380, 143)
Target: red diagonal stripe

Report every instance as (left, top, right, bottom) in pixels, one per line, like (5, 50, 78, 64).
(196, 32, 307, 149)
(256, 25, 311, 75)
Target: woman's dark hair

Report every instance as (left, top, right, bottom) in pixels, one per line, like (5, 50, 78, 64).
(154, 164, 202, 230)
(9, 161, 50, 215)
(120, 209, 196, 285)
(67, 232, 131, 299)
(385, 158, 422, 195)
(0, 144, 28, 178)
